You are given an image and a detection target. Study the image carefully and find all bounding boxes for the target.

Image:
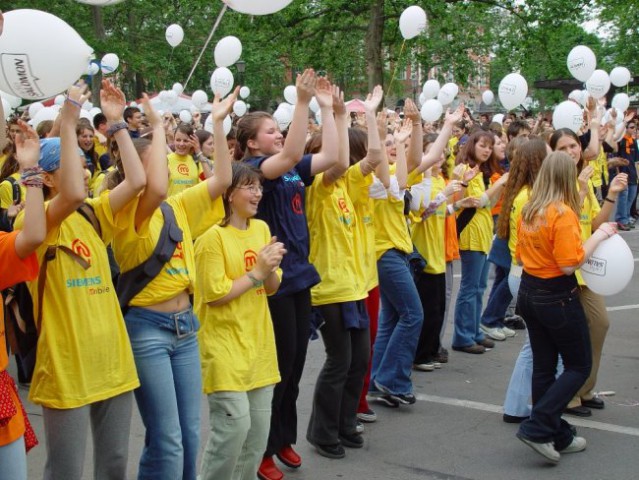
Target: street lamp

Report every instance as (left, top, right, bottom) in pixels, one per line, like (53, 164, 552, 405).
(236, 59, 246, 86)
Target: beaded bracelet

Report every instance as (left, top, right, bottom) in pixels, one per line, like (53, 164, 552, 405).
(107, 121, 128, 137)
(65, 97, 83, 109)
(20, 167, 45, 188)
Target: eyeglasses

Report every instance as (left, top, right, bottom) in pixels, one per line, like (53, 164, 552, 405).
(238, 185, 263, 194)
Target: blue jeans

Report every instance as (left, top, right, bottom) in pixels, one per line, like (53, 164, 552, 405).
(516, 273, 591, 450)
(125, 307, 202, 480)
(453, 250, 489, 348)
(0, 437, 26, 480)
(615, 184, 638, 224)
(480, 263, 512, 328)
(370, 249, 423, 395)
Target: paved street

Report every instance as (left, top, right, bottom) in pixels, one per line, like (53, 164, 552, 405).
(14, 230, 639, 479)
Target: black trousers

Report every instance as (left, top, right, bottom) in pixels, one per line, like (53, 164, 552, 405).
(414, 272, 446, 364)
(306, 303, 370, 445)
(264, 289, 312, 457)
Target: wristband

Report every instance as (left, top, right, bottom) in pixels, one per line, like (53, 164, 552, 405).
(461, 182, 469, 188)
(20, 166, 45, 188)
(106, 121, 128, 137)
(64, 97, 82, 109)
(247, 271, 264, 288)
(604, 197, 615, 204)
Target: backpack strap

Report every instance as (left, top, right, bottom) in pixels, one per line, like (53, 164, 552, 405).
(76, 202, 102, 239)
(7, 176, 21, 205)
(116, 202, 183, 312)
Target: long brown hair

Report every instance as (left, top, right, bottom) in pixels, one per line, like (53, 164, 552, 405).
(103, 138, 151, 191)
(521, 152, 580, 225)
(456, 130, 494, 168)
(234, 112, 274, 161)
(496, 138, 548, 239)
(550, 128, 584, 171)
(220, 162, 264, 227)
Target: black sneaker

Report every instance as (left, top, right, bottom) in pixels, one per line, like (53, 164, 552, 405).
(339, 432, 364, 448)
(309, 441, 345, 459)
(390, 393, 417, 405)
(504, 315, 526, 330)
(374, 394, 400, 408)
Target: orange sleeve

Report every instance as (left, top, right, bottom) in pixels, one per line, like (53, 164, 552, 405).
(551, 210, 585, 268)
(0, 231, 39, 290)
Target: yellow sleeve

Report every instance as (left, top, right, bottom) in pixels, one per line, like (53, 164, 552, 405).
(407, 170, 423, 187)
(0, 180, 13, 209)
(172, 181, 225, 238)
(86, 193, 116, 244)
(345, 164, 373, 206)
(195, 227, 233, 304)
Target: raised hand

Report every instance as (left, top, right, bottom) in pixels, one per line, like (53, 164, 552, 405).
(295, 69, 317, 105)
(444, 103, 465, 126)
(463, 165, 480, 183)
(189, 134, 201, 155)
(66, 81, 91, 108)
(255, 237, 287, 280)
(141, 93, 162, 128)
(608, 172, 628, 194)
(100, 79, 126, 122)
(578, 165, 594, 191)
(403, 98, 420, 123)
(14, 120, 40, 169)
(315, 77, 333, 109)
(363, 85, 383, 113)
(394, 119, 412, 144)
(376, 111, 387, 138)
(457, 196, 480, 209)
(332, 84, 346, 116)
(211, 86, 240, 122)
(443, 180, 462, 197)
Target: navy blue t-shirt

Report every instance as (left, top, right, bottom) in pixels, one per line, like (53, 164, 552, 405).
(618, 137, 638, 185)
(245, 154, 321, 296)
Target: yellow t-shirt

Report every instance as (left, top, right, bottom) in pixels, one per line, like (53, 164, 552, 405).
(306, 173, 367, 305)
(412, 175, 447, 274)
(112, 181, 224, 307)
(0, 173, 25, 209)
(576, 179, 600, 285)
(94, 136, 107, 159)
(345, 164, 377, 292)
(167, 152, 201, 197)
(0, 154, 7, 171)
(195, 220, 281, 393)
(509, 187, 531, 265)
(15, 195, 139, 408)
(458, 169, 493, 254)
(446, 136, 459, 175)
(372, 177, 413, 259)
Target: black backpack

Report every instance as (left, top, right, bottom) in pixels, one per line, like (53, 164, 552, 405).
(0, 177, 22, 232)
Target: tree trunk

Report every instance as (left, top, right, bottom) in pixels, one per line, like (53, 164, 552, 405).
(366, 0, 385, 92)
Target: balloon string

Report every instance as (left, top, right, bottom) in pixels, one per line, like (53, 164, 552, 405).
(165, 48, 175, 90)
(387, 39, 407, 104)
(183, 4, 229, 91)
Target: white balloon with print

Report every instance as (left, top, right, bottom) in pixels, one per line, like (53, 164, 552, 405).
(1, 98, 12, 117)
(498, 73, 528, 110)
(223, 0, 293, 15)
(581, 234, 634, 296)
(165, 24, 184, 48)
(233, 100, 247, 117)
(609, 67, 631, 88)
(0, 91, 22, 109)
(0, 9, 94, 100)
(101, 53, 119, 75)
(214, 36, 242, 68)
(192, 90, 208, 108)
(210, 67, 234, 97)
(239, 86, 250, 99)
(283, 85, 297, 105)
(566, 45, 596, 82)
(552, 101, 583, 134)
(585, 69, 611, 99)
(482, 90, 494, 106)
(422, 80, 440, 100)
(179, 110, 192, 123)
(399, 5, 427, 40)
(420, 99, 443, 122)
(611, 93, 630, 112)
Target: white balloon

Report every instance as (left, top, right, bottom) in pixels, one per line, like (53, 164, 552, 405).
(239, 86, 250, 99)
(30, 106, 58, 129)
(82, 101, 93, 111)
(585, 69, 611, 99)
(191, 90, 208, 108)
(54, 94, 65, 106)
(210, 67, 234, 97)
(315, 110, 322, 125)
(179, 110, 192, 123)
(223, 115, 232, 136)
(437, 84, 457, 106)
(418, 91, 426, 106)
(1, 98, 12, 118)
(492, 113, 504, 125)
(422, 80, 440, 100)
(498, 73, 528, 110)
(87, 62, 100, 75)
(0, 9, 93, 100)
(552, 101, 583, 133)
(578, 90, 590, 107)
(420, 99, 443, 122)
(581, 234, 634, 296)
(223, 0, 293, 15)
(399, 5, 427, 40)
(273, 107, 292, 130)
(609, 67, 631, 87)
(233, 100, 247, 117)
(278, 103, 294, 115)
(165, 24, 184, 48)
(28, 102, 44, 118)
(75, 0, 126, 5)
(611, 93, 630, 112)
(214, 36, 242, 68)
(482, 90, 494, 106)
(309, 97, 320, 113)
(101, 53, 119, 75)
(130, 101, 138, 108)
(567, 45, 597, 82)
(568, 89, 582, 102)
(0, 91, 22, 109)
(165, 90, 178, 105)
(283, 85, 297, 105)
(172, 82, 184, 95)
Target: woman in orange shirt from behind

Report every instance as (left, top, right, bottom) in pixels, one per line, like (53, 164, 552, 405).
(514, 152, 616, 464)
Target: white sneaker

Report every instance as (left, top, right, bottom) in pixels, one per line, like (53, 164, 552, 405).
(480, 324, 506, 341)
(356, 421, 364, 434)
(559, 436, 586, 453)
(500, 326, 517, 338)
(517, 434, 560, 464)
(413, 363, 435, 372)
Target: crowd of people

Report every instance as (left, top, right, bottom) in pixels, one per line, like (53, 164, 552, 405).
(0, 62, 637, 478)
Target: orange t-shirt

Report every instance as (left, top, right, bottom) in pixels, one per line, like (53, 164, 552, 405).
(0, 231, 39, 447)
(490, 172, 504, 217)
(445, 214, 460, 262)
(516, 202, 584, 279)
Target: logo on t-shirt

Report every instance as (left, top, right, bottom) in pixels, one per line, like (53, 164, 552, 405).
(172, 242, 184, 260)
(244, 249, 258, 271)
(177, 164, 190, 176)
(291, 192, 303, 215)
(338, 198, 350, 214)
(71, 239, 91, 266)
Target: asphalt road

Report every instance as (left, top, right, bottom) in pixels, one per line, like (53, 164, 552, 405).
(14, 229, 639, 479)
